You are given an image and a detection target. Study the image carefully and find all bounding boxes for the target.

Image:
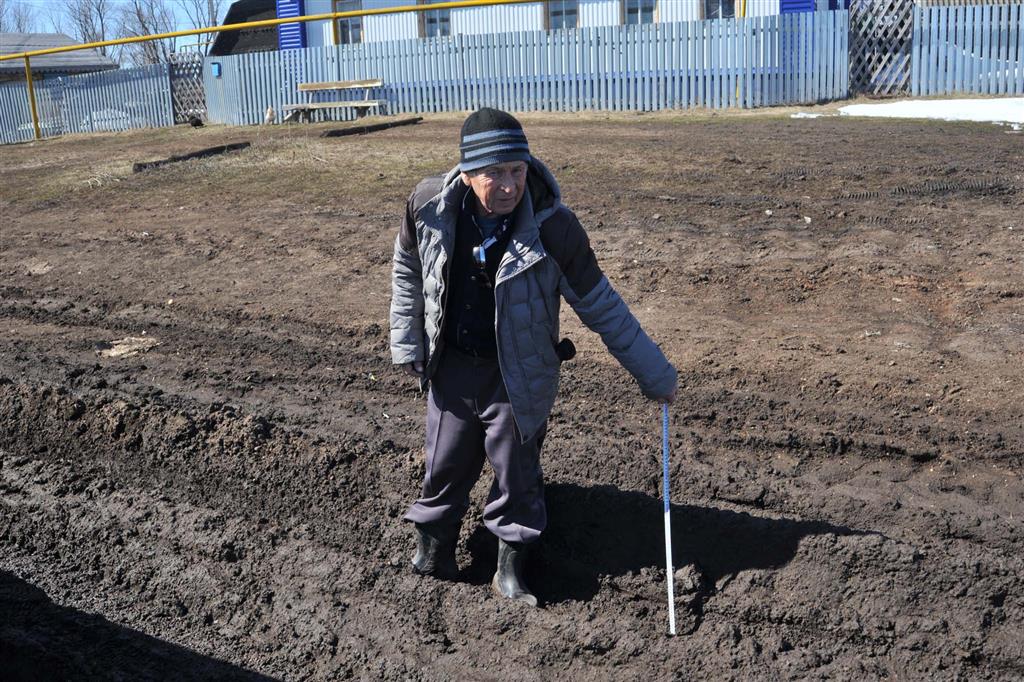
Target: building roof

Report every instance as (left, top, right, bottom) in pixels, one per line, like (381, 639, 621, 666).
(0, 33, 119, 75)
(209, 0, 279, 57)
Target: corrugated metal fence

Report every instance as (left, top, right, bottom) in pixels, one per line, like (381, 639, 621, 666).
(911, 3, 1024, 95)
(0, 63, 174, 145)
(205, 13, 850, 125)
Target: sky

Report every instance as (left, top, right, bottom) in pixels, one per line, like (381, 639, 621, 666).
(10, 0, 230, 35)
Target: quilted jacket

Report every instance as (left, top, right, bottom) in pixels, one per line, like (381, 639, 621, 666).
(390, 157, 676, 442)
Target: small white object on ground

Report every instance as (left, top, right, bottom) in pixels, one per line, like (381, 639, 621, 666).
(23, 259, 52, 275)
(790, 112, 824, 119)
(838, 98, 1023, 125)
(95, 337, 160, 358)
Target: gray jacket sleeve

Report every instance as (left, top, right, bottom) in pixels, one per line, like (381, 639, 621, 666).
(389, 196, 425, 365)
(545, 208, 677, 399)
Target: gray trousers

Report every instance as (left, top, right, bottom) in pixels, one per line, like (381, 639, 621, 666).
(404, 347, 547, 544)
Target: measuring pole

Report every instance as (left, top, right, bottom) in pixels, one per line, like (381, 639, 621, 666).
(23, 56, 41, 141)
(662, 402, 676, 636)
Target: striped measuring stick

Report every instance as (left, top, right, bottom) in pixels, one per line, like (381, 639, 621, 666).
(663, 402, 676, 636)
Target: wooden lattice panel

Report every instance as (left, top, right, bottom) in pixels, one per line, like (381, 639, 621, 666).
(170, 52, 206, 123)
(849, 0, 915, 95)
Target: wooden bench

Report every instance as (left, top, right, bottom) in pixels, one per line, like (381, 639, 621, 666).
(283, 78, 385, 122)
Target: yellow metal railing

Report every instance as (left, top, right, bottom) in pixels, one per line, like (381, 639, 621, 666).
(22, 56, 41, 140)
(0, 0, 537, 141)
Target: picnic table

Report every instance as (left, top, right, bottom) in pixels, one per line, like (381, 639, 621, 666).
(282, 78, 385, 122)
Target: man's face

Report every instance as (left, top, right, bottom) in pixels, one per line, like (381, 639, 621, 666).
(460, 161, 528, 217)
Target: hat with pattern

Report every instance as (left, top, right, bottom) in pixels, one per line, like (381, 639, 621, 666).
(459, 108, 531, 172)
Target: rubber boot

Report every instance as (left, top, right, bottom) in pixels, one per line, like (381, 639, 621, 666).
(491, 538, 538, 607)
(411, 521, 459, 580)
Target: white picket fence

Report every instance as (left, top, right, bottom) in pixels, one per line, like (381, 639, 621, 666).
(205, 13, 850, 125)
(912, 3, 1024, 96)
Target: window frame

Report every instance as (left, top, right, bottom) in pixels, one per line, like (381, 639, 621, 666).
(621, 0, 657, 26)
(703, 0, 736, 20)
(332, 0, 364, 45)
(419, 0, 453, 39)
(545, 0, 580, 31)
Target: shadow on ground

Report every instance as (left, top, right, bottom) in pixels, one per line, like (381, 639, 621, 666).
(0, 570, 275, 682)
(462, 482, 874, 606)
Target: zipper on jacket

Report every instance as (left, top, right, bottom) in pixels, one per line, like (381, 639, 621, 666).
(493, 252, 548, 443)
(428, 246, 452, 379)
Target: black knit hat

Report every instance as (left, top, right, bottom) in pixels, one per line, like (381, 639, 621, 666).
(459, 108, 531, 172)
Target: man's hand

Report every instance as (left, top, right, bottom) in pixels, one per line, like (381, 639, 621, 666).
(402, 361, 424, 378)
(654, 379, 677, 405)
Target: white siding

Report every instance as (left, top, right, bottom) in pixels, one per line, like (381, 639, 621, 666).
(579, 0, 620, 26)
(300, 0, 418, 46)
(451, 3, 544, 35)
(364, 14, 418, 42)
(297, 0, 786, 48)
(659, 0, 702, 22)
(365, 5, 419, 42)
(304, 0, 334, 47)
(744, 0, 781, 17)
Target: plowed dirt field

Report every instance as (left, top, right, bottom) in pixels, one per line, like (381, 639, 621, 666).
(1, 111, 1022, 680)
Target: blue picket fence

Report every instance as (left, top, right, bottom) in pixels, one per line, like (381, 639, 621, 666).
(912, 3, 1024, 96)
(205, 12, 850, 125)
(0, 63, 174, 145)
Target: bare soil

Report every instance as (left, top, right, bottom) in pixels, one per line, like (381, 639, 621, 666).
(1, 111, 1022, 680)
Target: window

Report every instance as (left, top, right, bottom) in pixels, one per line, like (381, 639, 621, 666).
(623, 0, 656, 25)
(547, 0, 579, 30)
(421, 0, 451, 38)
(334, 0, 363, 45)
(704, 0, 735, 19)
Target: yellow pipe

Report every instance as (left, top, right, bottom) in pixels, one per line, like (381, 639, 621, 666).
(23, 55, 41, 141)
(0, 0, 538, 62)
(332, 2, 341, 46)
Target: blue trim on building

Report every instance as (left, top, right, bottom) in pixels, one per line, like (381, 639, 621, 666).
(780, 0, 815, 12)
(276, 0, 308, 50)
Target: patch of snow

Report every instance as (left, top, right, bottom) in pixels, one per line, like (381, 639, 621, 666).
(838, 98, 1024, 124)
(790, 112, 824, 119)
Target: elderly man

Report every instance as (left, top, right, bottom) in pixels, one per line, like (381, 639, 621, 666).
(390, 108, 676, 606)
